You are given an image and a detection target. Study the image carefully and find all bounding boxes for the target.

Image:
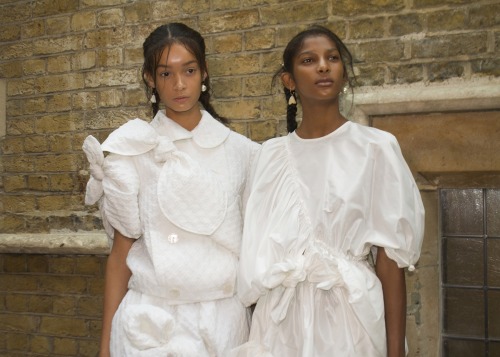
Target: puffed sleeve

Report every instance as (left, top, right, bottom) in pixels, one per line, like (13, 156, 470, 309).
(365, 134, 425, 271)
(100, 153, 142, 240)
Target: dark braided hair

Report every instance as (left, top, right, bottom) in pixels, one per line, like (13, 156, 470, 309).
(142, 23, 227, 124)
(273, 25, 355, 132)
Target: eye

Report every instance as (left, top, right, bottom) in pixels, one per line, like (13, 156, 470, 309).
(186, 68, 197, 74)
(159, 71, 170, 78)
(301, 57, 313, 64)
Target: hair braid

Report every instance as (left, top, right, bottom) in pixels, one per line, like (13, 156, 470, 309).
(284, 88, 298, 132)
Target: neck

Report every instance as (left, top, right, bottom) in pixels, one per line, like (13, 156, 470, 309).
(296, 101, 346, 139)
(165, 108, 202, 131)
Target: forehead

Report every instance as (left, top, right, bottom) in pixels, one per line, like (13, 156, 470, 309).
(298, 35, 338, 53)
(158, 43, 197, 66)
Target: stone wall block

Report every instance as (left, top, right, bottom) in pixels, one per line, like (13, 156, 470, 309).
(355, 39, 405, 63)
(1, 195, 36, 213)
(0, 24, 21, 42)
(38, 276, 87, 295)
(46, 16, 71, 36)
(471, 58, 500, 77)
(215, 99, 261, 120)
(211, 33, 243, 54)
(0, 61, 23, 78)
(244, 75, 274, 97)
(389, 13, 425, 37)
(211, 77, 242, 98)
(245, 28, 275, 51)
(349, 17, 386, 40)
(24, 136, 49, 153)
(71, 11, 97, 32)
(3, 175, 26, 192)
(33, 0, 79, 17)
(249, 119, 277, 142)
(0, 3, 31, 24)
(181, 0, 210, 15)
(35, 74, 85, 94)
(2, 156, 35, 173)
(199, 10, 260, 33)
(39, 316, 88, 337)
(7, 79, 36, 97)
(470, 3, 500, 28)
(331, 0, 404, 16)
(34, 154, 80, 172)
(85, 68, 138, 88)
(209, 53, 261, 76)
(53, 338, 77, 355)
(412, 33, 488, 59)
(97, 8, 124, 27)
(427, 9, 467, 32)
(413, 0, 481, 8)
(1, 137, 24, 155)
(34, 36, 82, 56)
(261, 2, 328, 25)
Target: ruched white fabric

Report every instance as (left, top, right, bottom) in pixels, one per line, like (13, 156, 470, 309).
(232, 122, 424, 357)
(83, 110, 259, 356)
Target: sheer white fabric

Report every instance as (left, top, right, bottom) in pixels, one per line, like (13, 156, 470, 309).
(83, 110, 259, 356)
(233, 122, 424, 357)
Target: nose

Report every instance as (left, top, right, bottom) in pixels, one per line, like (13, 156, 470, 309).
(173, 74, 186, 91)
(318, 58, 330, 73)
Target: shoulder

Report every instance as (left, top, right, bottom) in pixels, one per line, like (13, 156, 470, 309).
(261, 135, 287, 151)
(102, 118, 159, 156)
(348, 121, 397, 144)
(226, 130, 260, 159)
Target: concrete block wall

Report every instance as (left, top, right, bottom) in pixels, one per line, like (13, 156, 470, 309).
(0, 0, 499, 356)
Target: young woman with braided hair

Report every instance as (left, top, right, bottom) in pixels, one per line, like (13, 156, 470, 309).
(83, 23, 258, 356)
(233, 25, 424, 357)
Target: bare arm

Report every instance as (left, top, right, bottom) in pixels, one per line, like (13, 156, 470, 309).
(100, 230, 135, 357)
(375, 247, 406, 357)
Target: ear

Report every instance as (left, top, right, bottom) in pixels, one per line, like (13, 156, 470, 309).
(144, 72, 155, 88)
(202, 63, 208, 81)
(281, 72, 295, 91)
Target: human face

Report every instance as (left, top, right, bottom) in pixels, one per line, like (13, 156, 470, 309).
(149, 43, 205, 122)
(284, 35, 346, 105)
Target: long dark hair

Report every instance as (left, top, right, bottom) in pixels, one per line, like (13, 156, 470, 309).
(273, 25, 355, 132)
(142, 23, 227, 124)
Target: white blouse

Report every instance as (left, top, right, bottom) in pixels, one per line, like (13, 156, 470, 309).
(83, 110, 259, 303)
(234, 121, 424, 357)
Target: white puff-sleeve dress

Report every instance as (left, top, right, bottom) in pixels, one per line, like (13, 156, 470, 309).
(83, 110, 259, 357)
(233, 121, 424, 357)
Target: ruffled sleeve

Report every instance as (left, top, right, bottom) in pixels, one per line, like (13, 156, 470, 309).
(82, 119, 159, 241)
(365, 134, 425, 271)
(100, 153, 142, 240)
(237, 138, 310, 306)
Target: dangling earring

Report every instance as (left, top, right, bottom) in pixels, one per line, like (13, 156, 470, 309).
(288, 90, 297, 105)
(150, 88, 157, 103)
(201, 83, 207, 92)
(342, 85, 348, 94)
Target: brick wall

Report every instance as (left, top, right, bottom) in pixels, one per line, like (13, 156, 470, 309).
(0, 253, 106, 356)
(0, 0, 499, 356)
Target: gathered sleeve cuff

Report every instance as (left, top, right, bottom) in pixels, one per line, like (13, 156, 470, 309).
(366, 134, 425, 271)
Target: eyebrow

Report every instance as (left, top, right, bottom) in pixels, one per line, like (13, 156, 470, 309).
(298, 48, 339, 56)
(156, 59, 198, 68)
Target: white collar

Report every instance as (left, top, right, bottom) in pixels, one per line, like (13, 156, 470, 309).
(152, 110, 230, 148)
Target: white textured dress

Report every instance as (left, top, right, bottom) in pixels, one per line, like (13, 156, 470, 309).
(233, 121, 425, 357)
(83, 110, 259, 357)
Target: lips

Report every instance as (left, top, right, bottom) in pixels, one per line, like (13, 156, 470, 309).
(316, 78, 333, 86)
(173, 96, 189, 103)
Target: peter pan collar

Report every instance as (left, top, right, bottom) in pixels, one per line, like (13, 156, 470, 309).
(152, 110, 230, 149)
